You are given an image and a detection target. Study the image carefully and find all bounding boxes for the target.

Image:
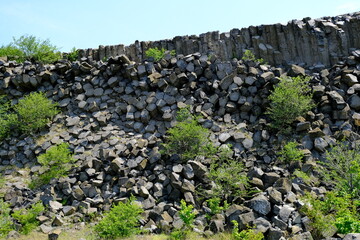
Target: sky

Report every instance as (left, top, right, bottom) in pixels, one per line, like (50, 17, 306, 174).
(1, 0, 360, 52)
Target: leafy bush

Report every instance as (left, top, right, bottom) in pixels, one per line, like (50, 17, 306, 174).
(12, 202, 44, 235)
(231, 220, 264, 240)
(266, 76, 314, 133)
(301, 191, 360, 237)
(94, 196, 143, 239)
(206, 197, 229, 220)
(319, 141, 360, 198)
(14, 92, 59, 134)
(66, 47, 79, 62)
(241, 50, 265, 64)
(30, 142, 75, 188)
(208, 145, 249, 200)
(0, 35, 61, 63)
(0, 200, 13, 237)
(0, 96, 17, 140)
(145, 47, 176, 61)
(161, 108, 216, 161)
(278, 141, 304, 163)
(170, 200, 196, 240)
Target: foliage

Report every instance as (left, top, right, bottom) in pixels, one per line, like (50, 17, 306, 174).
(161, 107, 216, 161)
(12, 202, 44, 235)
(293, 170, 318, 186)
(14, 92, 59, 134)
(278, 141, 304, 163)
(145, 47, 176, 61)
(206, 197, 229, 220)
(208, 145, 249, 200)
(30, 142, 75, 188)
(94, 196, 143, 239)
(0, 96, 17, 140)
(170, 200, 196, 240)
(301, 191, 360, 237)
(319, 140, 360, 198)
(0, 35, 61, 63)
(0, 200, 13, 238)
(66, 47, 79, 62)
(231, 220, 264, 240)
(241, 50, 265, 64)
(266, 76, 314, 133)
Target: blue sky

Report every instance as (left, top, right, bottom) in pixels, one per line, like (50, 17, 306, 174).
(1, 0, 360, 52)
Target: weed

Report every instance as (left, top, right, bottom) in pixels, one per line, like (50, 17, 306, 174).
(206, 197, 229, 220)
(231, 220, 264, 240)
(241, 50, 265, 64)
(0, 96, 17, 140)
(0, 200, 13, 237)
(94, 196, 143, 239)
(14, 92, 59, 134)
(266, 76, 314, 133)
(12, 202, 44, 235)
(170, 200, 196, 240)
(66, 47, 79, 62)
(145, 47, 176, 61)
(278, 141, 304, 163)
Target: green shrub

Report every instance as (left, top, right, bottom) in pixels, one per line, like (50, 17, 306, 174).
(14, 92, 59, 134)
(30, 142, 75, 188)
(66, 47, 79, 62)
(301, 191, 360, 237)
(12, 202, 44, 235)
(231, 220, 264, 240)
(0, 35, 61, 63)
(161, 107, 216, 161)
(0, 96, 17, 140)
(208, 145, 249, 200)
(316, 141, 360, 198)
(266, 76, 314, 133)
(241, 50, 265, 64)
(0, 200, 13, 237)
(170, 200, 196, 240)
(145, 47, 176, 61)
(278, 141, 304, 163)
(206, 197, 229, 220)
(94, 196, 143, 239)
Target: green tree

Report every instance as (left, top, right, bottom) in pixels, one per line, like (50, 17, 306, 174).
(278, 141, 304, 163)
(266, 76, 314, 133)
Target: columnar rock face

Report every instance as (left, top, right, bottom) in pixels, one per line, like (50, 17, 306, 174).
(78, 12, 360, 67)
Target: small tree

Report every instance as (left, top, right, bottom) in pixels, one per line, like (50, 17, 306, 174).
(278, 141, 304, 163)
(94, 196, 143, 239)
(266, 76, 314, 133)
(12, 202, 44, 235)
(14, 92, 59, 134)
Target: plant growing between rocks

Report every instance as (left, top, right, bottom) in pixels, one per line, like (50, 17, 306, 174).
(241, 50, 265, 64)
(266, 76, 314, 133)
(0, 200, 13, 238)
(12, 202, 44, 235)
(278, 141, 304, 163)
(170, 200, 196, 240)
(231, 220, 264, 240)
(145, 47, 176, 61)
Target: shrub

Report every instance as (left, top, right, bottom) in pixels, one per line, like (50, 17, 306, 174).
(170, 200, 196, 240)
(145, 47, 176, 61)
(266, 76, 314, 133)
(0, 35, 61, 63)
(161, 107, 216, 161)
(30, 142, 75, 188)
(206, 197, 229, 220)
(94, 196, 143, 239)
(278, 141, 304, 163)
(0, 96, 17, 140)
(241, 50, 265, 64)
(14, 92, 59, 134)
(66, 47, 79, 62)
(0, 200, 13, 238)
(208, 145, 249, 200)
(231, 220, 264, 240)
(12, 202, 44, 235)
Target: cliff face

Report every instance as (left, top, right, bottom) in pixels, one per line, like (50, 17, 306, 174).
(78, 12, 360, 67)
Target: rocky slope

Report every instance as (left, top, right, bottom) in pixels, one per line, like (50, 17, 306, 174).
(1, 47, 360, 240)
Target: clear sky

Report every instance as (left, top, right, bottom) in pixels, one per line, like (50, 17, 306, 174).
(1, 0, 360, 52)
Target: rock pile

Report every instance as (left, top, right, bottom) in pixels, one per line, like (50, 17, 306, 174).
(1, 47, 360, 239)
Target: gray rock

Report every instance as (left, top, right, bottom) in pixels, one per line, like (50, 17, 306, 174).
(254, 217, 271, 233)
(343, 233, 360, 240)
(248, 195, 271, 215)
(348, 94, 360, 110)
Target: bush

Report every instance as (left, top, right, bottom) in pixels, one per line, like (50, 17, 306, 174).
(14, 92, 59, 134)
(12, 202, 44, 235)
(170, 200, 196, 240)
(241, 50, 265, 64)
(145, 47, 175, 61)
(0, 200, 13, 238)
(231, 220, 264, 240)
(206, 197, 229, 220)
(0, 96, 17, 140)
(319, 140, 360, 198)
(94, 196, 143, 239)
(30, 142, 75, 188)
(278, 141, 304, 163)
(266, 76, 314, 133)
(208, 145, 249, 200)
(0, 35, 61, 63)
(161, 108, 216, 161)
(66, 47, 79, 62)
